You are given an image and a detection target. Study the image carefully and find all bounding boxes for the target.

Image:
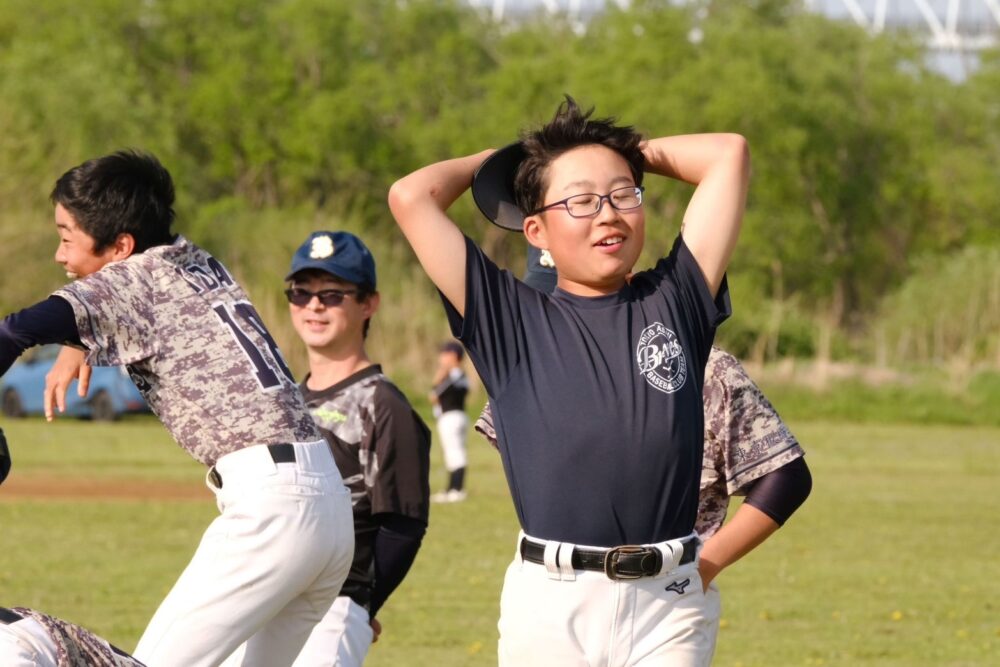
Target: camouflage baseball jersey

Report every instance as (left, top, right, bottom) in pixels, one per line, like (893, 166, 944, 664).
(695, 347, 804, 539)
(302, 364, 430, 608)
(54, 236, 319, 466)
(10, 608, 144, 667)
(474, 347, 804, 541)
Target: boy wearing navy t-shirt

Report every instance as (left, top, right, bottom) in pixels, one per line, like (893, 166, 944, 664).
(389, 97, 750, 666)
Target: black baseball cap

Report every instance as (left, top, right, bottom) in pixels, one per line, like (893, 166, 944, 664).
(472, 142, 528, 232)
(286, 231, 377, 289)
(0, 427, 10, 486)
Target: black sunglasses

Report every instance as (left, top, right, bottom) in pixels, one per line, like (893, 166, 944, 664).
(284, 287, 359, 307)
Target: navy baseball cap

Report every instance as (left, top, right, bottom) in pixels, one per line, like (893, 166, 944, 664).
(472, 142, 528, 232)
(0, 427, 10, 486)
(286, 231, 377, 289)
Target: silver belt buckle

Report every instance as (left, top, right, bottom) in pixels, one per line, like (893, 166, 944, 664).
(603, 545, 647, 580)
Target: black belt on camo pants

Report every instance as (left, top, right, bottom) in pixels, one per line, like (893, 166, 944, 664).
(520, 536, 698, 580)
(0, 607, 23, 624)
(208, 443, 296, 488)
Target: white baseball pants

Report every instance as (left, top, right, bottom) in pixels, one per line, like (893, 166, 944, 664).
(290, 596, 373, 667)
(435, 410, 468, 472)
(0, 617, 60, 667)
(497, 535, 720, 667)
(135, 440, 354, 667)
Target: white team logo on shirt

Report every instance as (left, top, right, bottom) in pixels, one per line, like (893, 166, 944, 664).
(636, 322, 687, 394)
(309, 235, 335, 259)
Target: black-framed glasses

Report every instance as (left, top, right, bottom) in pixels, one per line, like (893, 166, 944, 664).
(531, 186, 645, 218)
(284, 287, 359, 307)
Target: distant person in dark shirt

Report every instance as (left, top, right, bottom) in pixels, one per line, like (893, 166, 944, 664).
(429, 340, 470, 503)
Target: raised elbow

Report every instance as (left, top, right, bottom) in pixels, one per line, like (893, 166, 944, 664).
(723, 133, 751, 177)
(387, 179, 417, 224)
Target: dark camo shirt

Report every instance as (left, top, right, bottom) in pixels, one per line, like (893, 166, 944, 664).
(54, 236, 319, 466)
(11, 608, 144, 667)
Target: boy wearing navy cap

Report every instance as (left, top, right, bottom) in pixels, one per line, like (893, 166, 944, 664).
(279, 231, 431, 667)
(389, 97, 750, 665)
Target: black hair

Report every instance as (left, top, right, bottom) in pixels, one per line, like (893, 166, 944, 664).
(513, 96, 645, 215)
(50, 149, 176, 254)
(441, 341, 465, 360)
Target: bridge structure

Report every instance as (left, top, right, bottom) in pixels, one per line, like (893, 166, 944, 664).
(469, 0, 1000, 70)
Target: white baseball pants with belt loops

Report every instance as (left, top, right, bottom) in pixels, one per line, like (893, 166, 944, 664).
(498, 531, 720, 667)
(135, 440, 354, 667)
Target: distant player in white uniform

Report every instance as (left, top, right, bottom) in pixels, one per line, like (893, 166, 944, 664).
(429, 340, 470, 503)
(0, 151, 354, 666)
(390, 96, 750, 665)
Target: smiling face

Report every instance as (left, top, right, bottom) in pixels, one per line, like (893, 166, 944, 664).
(53, 204, 122, 279)
(523, 144, 645, 297)
(288, 270, 378, 354)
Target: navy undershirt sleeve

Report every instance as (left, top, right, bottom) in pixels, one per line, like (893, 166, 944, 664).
(0, 296, 81, 376)
(742, 457, 812, 526)
(370, 513, 427, 618)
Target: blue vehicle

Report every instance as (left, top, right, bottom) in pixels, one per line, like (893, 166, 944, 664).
(1, 345, 149, 421)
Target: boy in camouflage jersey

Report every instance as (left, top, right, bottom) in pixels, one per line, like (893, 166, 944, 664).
(0, 151, 354, 666)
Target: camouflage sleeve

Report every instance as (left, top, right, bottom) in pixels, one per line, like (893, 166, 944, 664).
(52, 261, 156, 367)
(473, 401, 498, 449)
(695, 360, 732, 538)
(712, 351, 804, 495)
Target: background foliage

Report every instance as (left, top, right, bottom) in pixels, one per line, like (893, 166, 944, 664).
(1, 0, 998, 382)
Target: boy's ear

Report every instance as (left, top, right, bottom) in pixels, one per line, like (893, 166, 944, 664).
(110, 233, 136, 260)
(523, 215, 548, 250)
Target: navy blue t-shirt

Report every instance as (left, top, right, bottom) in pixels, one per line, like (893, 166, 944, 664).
(443, 235, 730, 547)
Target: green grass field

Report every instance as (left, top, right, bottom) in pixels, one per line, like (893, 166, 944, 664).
(1, 416, 998, 666)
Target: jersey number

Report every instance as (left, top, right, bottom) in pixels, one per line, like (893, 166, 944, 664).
(214, 302, 294, 389)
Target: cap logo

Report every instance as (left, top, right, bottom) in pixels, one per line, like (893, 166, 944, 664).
(309, 235, 335, 259)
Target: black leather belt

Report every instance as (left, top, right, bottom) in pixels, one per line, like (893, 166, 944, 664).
(208, 443, 296, 488)
(0, 607, 24, 624)
(520, 536, 698, 580)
